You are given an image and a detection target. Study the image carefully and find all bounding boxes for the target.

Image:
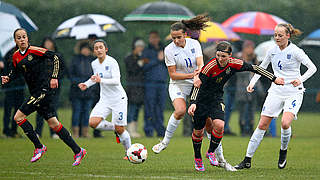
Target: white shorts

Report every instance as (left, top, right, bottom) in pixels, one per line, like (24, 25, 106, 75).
(168, 83, 192, 102)
(261, 93, 303, 120)
(90, 97, 127, 126)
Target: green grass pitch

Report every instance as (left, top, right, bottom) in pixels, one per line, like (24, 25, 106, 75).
(0, 108, 319, 179)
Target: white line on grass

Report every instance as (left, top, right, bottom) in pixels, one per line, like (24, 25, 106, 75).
(0, 171, 212, 180)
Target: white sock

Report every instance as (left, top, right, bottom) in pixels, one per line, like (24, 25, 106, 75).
(215, 142, 225, 163)
(162, 114, 181, 145)
(246, 128, 266, 158)
(95, 120, 115, 131)
(119, 130, 131, 151)
(281, 127, 291, 150)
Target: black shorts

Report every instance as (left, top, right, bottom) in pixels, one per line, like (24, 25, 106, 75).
(19, 90, 57, 120)
(193, 102, 225, 130)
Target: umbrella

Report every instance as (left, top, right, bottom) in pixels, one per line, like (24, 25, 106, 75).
(254, 38, 276, 62)
(222, 11, 288, 35)
(299, 29, 320, 46)
(123, 1, 194, 22)
(198, 21, 240, 42)
(0, 1, 38, 57)
(53, 14, 126, 40)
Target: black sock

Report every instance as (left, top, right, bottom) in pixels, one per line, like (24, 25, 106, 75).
(208, 130, 223, 153)
(244, 156, 252, 163)
(192, 132, 203, 159)
(56, 126, 81, 154)
(19, 119, 43, 149)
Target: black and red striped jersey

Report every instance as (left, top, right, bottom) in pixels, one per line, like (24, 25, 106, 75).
(190, 57, 276, 106)
(8, 46, 60, 95)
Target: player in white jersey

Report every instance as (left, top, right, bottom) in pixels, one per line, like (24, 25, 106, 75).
(78, 40, 131, 159)
(152, 14, 236, 171)
(235, 24, 317, 170)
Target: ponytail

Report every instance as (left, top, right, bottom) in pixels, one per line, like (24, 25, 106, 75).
(170, 13, 210, 32)
(277, 23, 302, 38)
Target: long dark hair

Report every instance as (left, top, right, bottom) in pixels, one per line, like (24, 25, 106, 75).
(170, 14, 210, 33)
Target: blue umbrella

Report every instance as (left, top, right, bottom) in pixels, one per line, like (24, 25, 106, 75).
(299, 29, 320, 46)
(0, 1, 38, 57)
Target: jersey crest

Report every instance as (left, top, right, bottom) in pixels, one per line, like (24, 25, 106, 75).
(287, 54, 291, 59)
(28, 54, 33, 61)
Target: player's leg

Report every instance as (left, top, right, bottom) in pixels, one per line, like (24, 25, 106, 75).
(112, 99, 131, 158)
(235, 93, 283, 169)
(89, 102, 114, 131)
(192, 128, 205, 171)
(278, 93, 303, 169)
(46, 116, 86, 166)
(153, 98, 186, 153)
(14, 97, 46, 162)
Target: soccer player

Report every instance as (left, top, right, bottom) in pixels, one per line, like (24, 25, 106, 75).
(188, 41, 284, 171)
(1, 28, 86, 166)
(152, 14, 207, 153)
(78, 39, 131, 158)
(235, 23, 317, 170)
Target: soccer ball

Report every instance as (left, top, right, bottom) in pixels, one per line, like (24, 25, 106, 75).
(126, 143, 147, 164)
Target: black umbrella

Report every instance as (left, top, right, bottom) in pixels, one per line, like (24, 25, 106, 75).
(123, 1, 195, 22)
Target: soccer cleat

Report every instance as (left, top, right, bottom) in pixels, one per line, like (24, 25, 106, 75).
(114, 132, 120, 144)
(278, 149, 287, 169)
(234, 157, 251, 169)
(31, 145, 47, 163)
(152, 141, 168, 154)
(194, 158, 205, 171)
(73, 148, 87, 166)
(218, 161, 237, 171)
(206, 152, 219, 166)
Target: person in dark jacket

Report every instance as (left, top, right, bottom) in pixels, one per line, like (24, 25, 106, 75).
(1, 48, 25, 138)
(124, 38, 146, 138)
(141, 31, 168, 137)
(69, 42, 96, 138)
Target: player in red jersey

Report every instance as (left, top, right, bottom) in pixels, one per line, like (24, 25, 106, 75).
(188, 41, 284, 171)
(1, 28, 86, 166)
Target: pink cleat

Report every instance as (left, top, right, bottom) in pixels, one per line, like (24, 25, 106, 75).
(194, 158, 205, 171)
(206, 152, 219, 166)
(73, 148, 87, 166)
(31, 145, 47, 163)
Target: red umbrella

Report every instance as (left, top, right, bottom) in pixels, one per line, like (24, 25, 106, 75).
(222, 11, 288, 35)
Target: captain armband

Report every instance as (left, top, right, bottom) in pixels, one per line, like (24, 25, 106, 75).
(252, 65, 276, 82)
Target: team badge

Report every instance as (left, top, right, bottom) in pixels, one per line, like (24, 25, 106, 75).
(226, 67, 231, 74)
(287, 54, 291, 59)
(28, 54, 33, 61)
(105, 66, 109, 70)
(191, 48, 195, 54)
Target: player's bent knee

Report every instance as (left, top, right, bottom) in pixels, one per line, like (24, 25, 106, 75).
(281, 122, 290, 129)
(212, 120, 224, 132)
(89, 117, 100, 128)
(193, 129, 204, 137)
(174, 109, 186, 119)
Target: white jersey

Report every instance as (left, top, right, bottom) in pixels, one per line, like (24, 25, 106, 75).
(164, 38, 203, 85)
(250, 42, 317, 96)
(84, 55, 127, 105)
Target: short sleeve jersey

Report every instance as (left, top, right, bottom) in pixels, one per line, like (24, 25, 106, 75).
(164, 38, 203, 85)
(91, 55, 127, 104)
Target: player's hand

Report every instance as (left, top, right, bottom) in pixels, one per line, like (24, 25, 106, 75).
(275, 77, 285, 85)
(91, 74, 101, 83)
(50, 78, 58, 89)
(78, 83, 87, 91)
(290, 79, 301, 87)
(193, 75, 202, 88)
(246, 84, 254, 93)
(188, 104, 197, 116)
(1, 76, 9, 84)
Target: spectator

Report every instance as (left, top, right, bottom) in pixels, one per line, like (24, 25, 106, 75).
(35, 37, 65, 138)
(142, 31, 168, 137)
(69, 42, 95, 138)
(124, 38, 146, 138)
(235, 40, 261, 136)
(1, 48, 25, 138)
